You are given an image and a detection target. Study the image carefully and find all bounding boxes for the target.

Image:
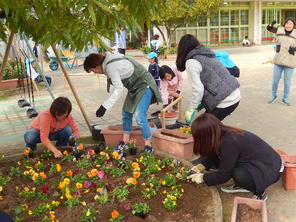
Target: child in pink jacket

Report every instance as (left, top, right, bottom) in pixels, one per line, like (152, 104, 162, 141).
(159, 65, 184, 109)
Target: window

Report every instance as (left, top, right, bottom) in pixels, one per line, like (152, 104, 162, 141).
(220, 10, 229, 26)
(231, 10, 239, 25)
(197, 29, 207, 42)
(220, 28, 229, 42)
(210, 13, 219, 26)
(231, 28, 239, 42)
(187, 29, 197, 37)
(240, 10, 249, 25)
(176, 30, 187, 43)
(198, 16, 207, 27)
(240, 27, 249, 41)
(210, 28, 219, 43)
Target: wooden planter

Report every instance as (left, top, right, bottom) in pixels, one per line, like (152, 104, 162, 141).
(0, 79, 19, 90)
(151, 129, 193, 160)
(231, 196, 268, 222)
(281, 155, 296, 190)
(101, 125, 145, 147)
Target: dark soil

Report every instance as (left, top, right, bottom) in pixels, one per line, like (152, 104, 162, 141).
(237, 203, 262, 222)
(0, 149, 216, 222)
(161, 132, 189, 139)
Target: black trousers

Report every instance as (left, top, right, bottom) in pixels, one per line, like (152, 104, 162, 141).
(118, 48, 126, 55)
(206, 101, 239, 121)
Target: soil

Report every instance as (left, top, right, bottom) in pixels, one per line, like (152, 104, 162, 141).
(236, 203, 262, 222)
(160, 132, 189, 139)
(0, 148, 215, 222)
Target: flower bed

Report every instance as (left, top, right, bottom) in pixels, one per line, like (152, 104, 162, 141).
(0, 144, 216, 222)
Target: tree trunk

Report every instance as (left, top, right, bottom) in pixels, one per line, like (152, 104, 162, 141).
(155, 25, 168, 47)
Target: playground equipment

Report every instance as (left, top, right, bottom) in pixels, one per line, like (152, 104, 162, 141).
(49, 50, 81, 71)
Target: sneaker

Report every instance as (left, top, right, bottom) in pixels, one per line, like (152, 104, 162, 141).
(144, 145, 154, 153)
(268, 96, 278, 104)
(220, 184, 251, 193)
(282, 99, 291, 106)
(252, 192, 268, 201)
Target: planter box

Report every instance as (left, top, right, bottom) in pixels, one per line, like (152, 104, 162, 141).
(101, 125, 145, 147)
(231, 196, 268, 222)
(151, 129, 193, 160)
(0, 79, 19, 90)
(281, 155, 296, 190)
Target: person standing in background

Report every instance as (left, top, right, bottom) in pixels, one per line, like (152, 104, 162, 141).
(115, 27, 127, 55)
(267, 17, 296, 106)
(151, 34, 161, 55)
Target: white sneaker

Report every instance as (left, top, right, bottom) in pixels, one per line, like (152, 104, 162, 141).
(220, 184, 251, 193)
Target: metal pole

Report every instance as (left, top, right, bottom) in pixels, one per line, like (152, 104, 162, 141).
(0, 32, 14, 82)
(51, 45, 92, 132)
(23, 36, 55, 100)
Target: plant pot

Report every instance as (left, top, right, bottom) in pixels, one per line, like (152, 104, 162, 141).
(231, 196, 268, 222)
(151, 129, 193, 160)
(129, 148, 137, 155)
(0, 79, 19, 90)
(101, 125, 145, 147)
(281, 155, 296, 190)
(158, 112, 178, 126)
(134, 212, 146, 219)
(91, 124, 105, 142)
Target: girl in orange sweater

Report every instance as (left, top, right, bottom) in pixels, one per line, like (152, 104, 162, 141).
(24, 97, 79, 158)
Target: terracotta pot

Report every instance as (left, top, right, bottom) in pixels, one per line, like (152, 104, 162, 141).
(101, 125, 145, 147)
(151, 129, 193, 160)
(158, 112, 178, 126)
(231, 196, 268, 222)
(281, 155, 296, 190)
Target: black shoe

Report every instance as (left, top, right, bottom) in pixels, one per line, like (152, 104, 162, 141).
(144, 145, 154, 153)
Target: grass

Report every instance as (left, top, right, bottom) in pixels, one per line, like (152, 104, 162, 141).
(0, 96, 7, 101)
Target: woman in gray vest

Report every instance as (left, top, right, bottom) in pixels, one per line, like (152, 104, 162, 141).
(176, 34, 241, 121)
(83, 52, 162, 153)
(267, 17, 296, 106)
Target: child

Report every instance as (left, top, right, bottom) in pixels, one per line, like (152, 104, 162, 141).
(24, 97, 80, 158)
(147, 52, 160, 87)
(26, 58, 52, 87)
(159, 65, 184, 109)
(214, 51, 240, 78)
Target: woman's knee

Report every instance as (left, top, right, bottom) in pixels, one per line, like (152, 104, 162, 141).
(24, 129, 39, 143)
(62, 125, 72, 137)
(135, 113, 147, 126)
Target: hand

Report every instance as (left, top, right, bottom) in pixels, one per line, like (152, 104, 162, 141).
(53, 150, 63, 158)
(187, 172, 204, 184)
(171, 92, 180, 98)
(196, 103, 204, 112)
(271, 20, 276, 26)
(188, 164, 206, 176)
(185, 108, 195, 123)
(96, 105, 106, 117)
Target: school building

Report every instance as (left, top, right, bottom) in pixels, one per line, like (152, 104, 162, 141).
(169, 0, 296, 46)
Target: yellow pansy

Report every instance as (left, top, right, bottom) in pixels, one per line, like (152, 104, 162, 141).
(56, 164, 61, 172)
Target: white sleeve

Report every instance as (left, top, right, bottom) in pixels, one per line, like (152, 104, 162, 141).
(102, 66, 125, 110)
(185, 59, 204, 109)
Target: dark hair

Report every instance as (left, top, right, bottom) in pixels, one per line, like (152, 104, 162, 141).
(83, 53, 105, 73)
(245, 36, 248, 39)
(153, 57, 159, 64)
(159, 65, 175, 80)
(191, 113, 243, 156)
(153, 34, 159, 40)
(176, 34, 200, 72)
(50, 97, 72, 118)
(283, 17, 296, 29)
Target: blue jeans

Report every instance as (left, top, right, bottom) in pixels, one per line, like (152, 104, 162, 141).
(272, 64, 294, 100)
(24, 125, 72, 150)
(122, 87, 153, 140)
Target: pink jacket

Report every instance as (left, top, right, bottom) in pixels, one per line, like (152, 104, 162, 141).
(160, 67, 184, 105)
(30, 109, 79, 146)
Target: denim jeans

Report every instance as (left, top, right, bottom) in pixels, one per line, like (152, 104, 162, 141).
(122, 87, 153, 140)
(272, 64, 294, 100)
(24, 125, 72, 150)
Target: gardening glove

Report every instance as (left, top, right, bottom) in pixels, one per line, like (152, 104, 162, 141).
(288, 47, 296, 55)
(96, 105, 106, 117)
(196, 103, 205, 112)
(187, 171, 204, 184)
(188, 164, 206, 176)
(185, 108, 195, 123)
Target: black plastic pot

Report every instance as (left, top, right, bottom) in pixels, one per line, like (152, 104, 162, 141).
(93, 143, 105, 154)
(134, 212, 146, 219)
(91, 124, 105, 142)
(129, 148, 137, 155)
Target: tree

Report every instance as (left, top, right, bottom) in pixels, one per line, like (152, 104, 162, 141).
(151, 0, 222, 48)
(0, 0, 164, 50)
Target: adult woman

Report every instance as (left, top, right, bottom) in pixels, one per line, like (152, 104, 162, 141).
(267, 17, 296, 105)
(176, 34, 240, 122)
(159, 65, 184, 109)
(187, 113, 283, 200)
(83, 52, 162, 153)
(24, 97, 79, 158)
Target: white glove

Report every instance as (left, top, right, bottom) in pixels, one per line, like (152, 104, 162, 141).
(187, 172, 204, 184)
(188, 164, 205, 176)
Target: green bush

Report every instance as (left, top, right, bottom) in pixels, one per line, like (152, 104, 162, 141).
(0, 59, 25, 80)
(139, 44, 152, 54)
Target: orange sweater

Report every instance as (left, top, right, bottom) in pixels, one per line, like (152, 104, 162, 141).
(30, 109, 79, 146)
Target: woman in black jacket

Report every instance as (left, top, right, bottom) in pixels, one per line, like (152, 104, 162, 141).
(187, 113, 283, 200)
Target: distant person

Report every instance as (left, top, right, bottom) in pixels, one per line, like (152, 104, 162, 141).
(187, 113, 283, 201)
(26, 58, 52, 87)
(267, 17, 296, 106)
(159, 65, 184, 110)
(24, 97, 80, 158)
(176, 34, 240, 122)
(147, 52, 160, 87)
(115, 27, 127, 55)
(151, 34, 161, 55)
(33, 43, 38, 58)
(242, 36, 252, 46)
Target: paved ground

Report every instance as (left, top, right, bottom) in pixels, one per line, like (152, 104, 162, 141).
(1, 45, 296, 221)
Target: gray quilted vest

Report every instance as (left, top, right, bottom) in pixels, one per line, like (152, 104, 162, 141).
(185, 46, 240, 111)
